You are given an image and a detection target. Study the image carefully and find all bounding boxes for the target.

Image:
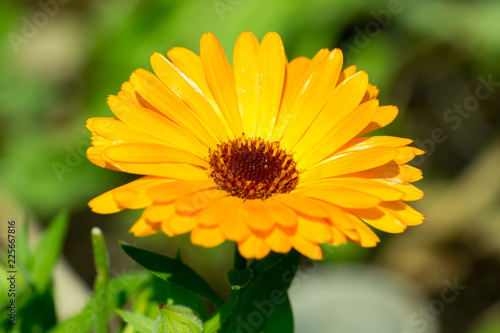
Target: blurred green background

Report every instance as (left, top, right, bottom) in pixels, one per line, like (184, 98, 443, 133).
(1, 0, 500, 332)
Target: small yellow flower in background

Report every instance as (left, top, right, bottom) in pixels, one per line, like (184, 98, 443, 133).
(86, 31, 424, 260)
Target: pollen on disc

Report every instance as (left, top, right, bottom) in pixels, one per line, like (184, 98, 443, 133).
(208, 135, 299, 200)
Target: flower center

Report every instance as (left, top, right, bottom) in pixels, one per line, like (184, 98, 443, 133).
(208, 135, 299, 200)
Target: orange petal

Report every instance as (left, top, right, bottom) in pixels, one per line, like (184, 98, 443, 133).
(174, 190, 227, 216)
(129, 217, 161, 237)
(243, 200, 275, 231)
(147, 180, 216, 203)
(272, 194, 330, 218)
(265, 226, 294, 253)
(198, 196, 244, 227)
(238, 234, 271, 259)
(350, 207, 407, 233)
(297, 216, 332, 243)
(291, 235, 323, 260)
(89, 176, 166, 214)
(299, 187, 381, 209)
(380, 201, 424, 226)
(190, 226, 225, 247)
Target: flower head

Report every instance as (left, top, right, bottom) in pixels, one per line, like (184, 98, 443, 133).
(87, 31, 424, 260)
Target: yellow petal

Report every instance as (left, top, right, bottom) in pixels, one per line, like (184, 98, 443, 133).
(337, 136, 413, 154)
(198, 196, 244, 227)
(87, 117, 165, 145)
(143, 204, 175, 223)
(265, 226, 294, 253)
(168, 214, 197, 234)
(109, 162, 208, 179)
(200, 32, 243, 137)
(272, 56, 311, 140)
(129, 69, 218, 147)
(272, 194, 330, 218)
(296, 98, 378, 169)
(147, 180, 216, 203)
(280, 49, 344, 149)
(243, 200, 275, 231)
(298, 178, 405, 201)
(264, 198, 298, 227)
(380, 201, 425, 226)
(104, 143, 208, 167)
(301, 147, 399, 182)
(256, 32, 286, 139)
(89, 176, 165, 214)
(337, 65, 357, 84)
(349, 218, 380, 247)
(233, 31, 260, 137)
(299, 187, 381, 209)
(191, 226, 225, 247)
(376, 178, 424, 201)
(398, 164, 423, 182)
(129, 217, 161, 237)
(359, 105, 399, 136)
(107, 95, 208, 157)
(291, 235, 323, 260)
(350, 207, 407, 233)
(297, 216, 332, 243)
(150, 52, 230, 142)
(238, 234, 271, 259)
(174, 190, 227, 216)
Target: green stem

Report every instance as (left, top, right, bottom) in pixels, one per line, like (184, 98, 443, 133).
(232, 244, 247, 271)
(91, 227, 109, 333)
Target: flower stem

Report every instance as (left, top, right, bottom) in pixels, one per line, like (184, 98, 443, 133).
(232, 244, 246, 271)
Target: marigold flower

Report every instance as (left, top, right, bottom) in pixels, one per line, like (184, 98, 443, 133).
(87, 31, 424, 260)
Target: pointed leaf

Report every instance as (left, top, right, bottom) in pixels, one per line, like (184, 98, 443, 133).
(154, 304, 203, 333)
(115, 309, 155, 333)
(120, 242, 224, 308)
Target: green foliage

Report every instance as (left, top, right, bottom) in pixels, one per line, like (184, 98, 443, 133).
(91, 227, 110, 333)
(222, 250, 302, 332)
(115, 309, 156, 333)
(154, 304, 203, 333)
(120, 242, 225, 308)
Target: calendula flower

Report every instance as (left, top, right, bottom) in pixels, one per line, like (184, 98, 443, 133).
(87, 31, 424, 260)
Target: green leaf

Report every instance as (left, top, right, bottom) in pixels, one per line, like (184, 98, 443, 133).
(115, 309, 155, 333)
(91, 228, 110, 333)
(203, 298, 236, 333)
(222, 250, 301, 332)
(226, 268, 253, 290)
(120, 242, 224, 308)
(154, 304, 203, 333)
(28, 210, 69, 292)
(48, 272, 150, 333)
(262, 293, 293, 332)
